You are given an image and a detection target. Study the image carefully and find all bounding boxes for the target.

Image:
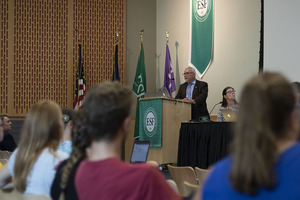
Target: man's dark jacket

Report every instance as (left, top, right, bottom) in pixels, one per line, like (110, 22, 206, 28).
(0, 131, 17, 152)
(175, 80, 209, 120)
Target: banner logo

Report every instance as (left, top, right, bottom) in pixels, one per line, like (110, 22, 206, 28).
(189, 0, 214, 77)
(194, 0, 211, 22)
(143, 107, 157, 137)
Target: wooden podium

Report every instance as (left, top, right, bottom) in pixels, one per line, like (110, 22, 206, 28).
(125, 97, 191, 164)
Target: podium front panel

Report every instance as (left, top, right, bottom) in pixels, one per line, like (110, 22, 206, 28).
(138, 97, 191, 164)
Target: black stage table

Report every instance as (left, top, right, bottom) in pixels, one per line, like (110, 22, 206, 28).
(177, 122, 234, 169)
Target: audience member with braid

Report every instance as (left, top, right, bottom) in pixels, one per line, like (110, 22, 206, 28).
(51, 108, 90, 200)
(51, 82, 181, 200)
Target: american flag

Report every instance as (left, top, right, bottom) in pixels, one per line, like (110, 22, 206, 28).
(73, 43, 86, 110)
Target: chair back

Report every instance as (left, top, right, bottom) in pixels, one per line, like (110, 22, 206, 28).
(0, 159, 8, 164)
(166, 179, 179, 194)
(167, 165, 197, 197)
(0, 189, 51, 200)
(195, 167, 210, 185)
(0, 151, 11, 159)
(183, 181, 200, 197)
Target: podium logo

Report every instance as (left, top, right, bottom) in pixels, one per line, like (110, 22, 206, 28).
(143, 107, 157, 137)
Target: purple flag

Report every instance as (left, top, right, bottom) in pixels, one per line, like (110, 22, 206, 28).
(164, 44, 176, 97)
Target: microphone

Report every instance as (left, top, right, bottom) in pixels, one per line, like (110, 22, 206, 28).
(209, 102, 222, 115)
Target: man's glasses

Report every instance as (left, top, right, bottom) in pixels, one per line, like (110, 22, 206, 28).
(183, 72, 193, 75)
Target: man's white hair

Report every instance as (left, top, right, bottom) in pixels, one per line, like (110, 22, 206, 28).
(186, 67, 195, 74)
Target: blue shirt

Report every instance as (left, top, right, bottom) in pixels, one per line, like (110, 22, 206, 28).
(203, 142, 300, 200)
(58, 140, 72, 155)
(186, 80, 196, 100)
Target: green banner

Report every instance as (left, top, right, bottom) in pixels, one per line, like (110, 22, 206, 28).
(139, 99, 162, 147)
(190, 0, 214, 76)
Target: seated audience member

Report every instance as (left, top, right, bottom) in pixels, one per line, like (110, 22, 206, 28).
(291, 81, 300, 97)
(0, 118, 4, 169)
(0, 115, 17, 152)
(217, 87, 239, 122)
(291, 82, 300, 120)
(53, 82, 181, 200)
(199, 73, 300, 199)
(51, 110, 83, 200)
(51, 106, 160, 200)
(58, 108, 75, 154)
(0, 100, 69, 195)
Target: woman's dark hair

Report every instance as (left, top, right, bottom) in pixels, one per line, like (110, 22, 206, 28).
(230, 72, 296, 195)
(221, 86, 238, 107)
(59, 82, 134, 199)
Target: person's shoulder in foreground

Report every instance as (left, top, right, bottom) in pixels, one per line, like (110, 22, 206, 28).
(203, 142, 300, 200)
(75, 157, 182, 200)
(202, 73, 300, 200)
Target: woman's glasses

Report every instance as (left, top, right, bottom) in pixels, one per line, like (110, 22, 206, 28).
(226, 90, 235, 94)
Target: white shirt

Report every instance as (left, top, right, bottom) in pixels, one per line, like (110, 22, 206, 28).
(8, 148, 69, 195)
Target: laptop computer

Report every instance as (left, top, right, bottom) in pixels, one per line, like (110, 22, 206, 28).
(130, 141, 150, 163)
(221, 109, 237, 122)
(144, 87, 171, 98)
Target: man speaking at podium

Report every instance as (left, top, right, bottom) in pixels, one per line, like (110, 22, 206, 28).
(175, 67, 209, 121)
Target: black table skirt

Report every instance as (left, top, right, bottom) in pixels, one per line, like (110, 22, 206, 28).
(177, 122, 234, 169)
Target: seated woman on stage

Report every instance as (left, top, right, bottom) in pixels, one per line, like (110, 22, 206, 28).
(0, 100, 69, 195)
(198, 73, 300, 199)
(217, 86, 239, 122)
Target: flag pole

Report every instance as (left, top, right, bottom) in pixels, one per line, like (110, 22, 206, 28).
(139, 29, 144, 45)
(116, 29, 120, 42)
(75, 28, 81, 42)
(75, 28, 81, 106)
(75, 28, 81, 74)
(165, 30, 169, 44)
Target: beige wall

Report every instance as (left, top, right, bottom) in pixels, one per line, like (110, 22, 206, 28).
(127, 0, 261, 114)
(156, 0, 261, 114)
(126, 0, 156, 93)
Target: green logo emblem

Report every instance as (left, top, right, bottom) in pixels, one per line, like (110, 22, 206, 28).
(193, 0, 211, 22)
(143, 107, 157, 137)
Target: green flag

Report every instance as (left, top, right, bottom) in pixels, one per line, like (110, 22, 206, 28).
(133, 43, 146, 138)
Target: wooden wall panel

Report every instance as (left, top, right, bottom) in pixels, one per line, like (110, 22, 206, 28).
(0, 0, 126, 116)
(13, 0, 68, 114)
(73, 0, 126, 90)
(0, 0, 9, 114)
